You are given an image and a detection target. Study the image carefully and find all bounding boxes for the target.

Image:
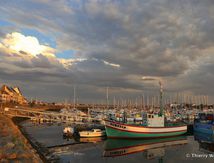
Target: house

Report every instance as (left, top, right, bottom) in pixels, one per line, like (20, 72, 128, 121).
(0, 85, 27, 104)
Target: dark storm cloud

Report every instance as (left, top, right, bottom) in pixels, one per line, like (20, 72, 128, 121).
(0, 0, 214, 102)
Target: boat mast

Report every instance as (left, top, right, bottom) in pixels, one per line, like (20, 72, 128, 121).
(159, 81, 163, 116)
(106, 87, 109, 110)
(73, 86, 76, 109)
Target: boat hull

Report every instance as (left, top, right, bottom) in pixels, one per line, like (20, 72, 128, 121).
(79, 131, 106, 138)
(105, 120, 187, 138)
(193, 122, 214, 134)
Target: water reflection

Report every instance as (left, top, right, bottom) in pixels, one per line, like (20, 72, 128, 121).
(194, 132, 214, 152)
(75, 137, 106, 143)
(21, 121, 214, 163)
(103, 136, 188, 161)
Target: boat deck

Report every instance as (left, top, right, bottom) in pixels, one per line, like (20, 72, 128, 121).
(114, 121, 186, 127)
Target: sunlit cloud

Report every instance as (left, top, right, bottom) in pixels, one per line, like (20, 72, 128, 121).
(0, 32, 88, 70)
(1, 32, 55, 57)
(103, 60, 120, 68)
(59, 58, 87, 69)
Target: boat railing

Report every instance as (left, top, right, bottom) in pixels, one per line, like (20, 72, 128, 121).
(165, 122, 186, 127)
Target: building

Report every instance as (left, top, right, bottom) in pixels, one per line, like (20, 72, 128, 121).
(0, 85, 27, 104)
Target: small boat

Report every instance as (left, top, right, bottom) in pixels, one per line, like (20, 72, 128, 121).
(63, 127, 74, 137)
(79, 129, 106, 138)
(194, 113, 214, 134)
(104, 82, 187, 139)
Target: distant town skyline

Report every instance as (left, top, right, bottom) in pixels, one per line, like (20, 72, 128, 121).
(0, 0, 214, 103)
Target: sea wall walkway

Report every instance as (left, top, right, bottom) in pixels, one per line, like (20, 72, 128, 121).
(0, 115, 42, 162)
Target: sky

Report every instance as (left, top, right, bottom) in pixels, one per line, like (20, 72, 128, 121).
(0, 0, 213, 104)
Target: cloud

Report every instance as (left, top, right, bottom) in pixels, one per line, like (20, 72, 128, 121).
(58, 58, 87, 69)
(1, 32, 55, 57)
(102, 60, 120, 68)
(0, 0, 214, 102)
(0, 32, 89, 70)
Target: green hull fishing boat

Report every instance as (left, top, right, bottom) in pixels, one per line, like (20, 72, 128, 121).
(105, 120, 187, 138)
(105, 81, 187, 138)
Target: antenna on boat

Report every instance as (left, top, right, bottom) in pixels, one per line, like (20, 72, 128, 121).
(142, 76, 164, 116)
(159, 81, 163, 116)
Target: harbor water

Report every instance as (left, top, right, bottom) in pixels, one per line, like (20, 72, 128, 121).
(21, 121, 214, 163)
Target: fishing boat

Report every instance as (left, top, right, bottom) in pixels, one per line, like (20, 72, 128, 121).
(104, 82, 187, 138)
(194, 113, 214, 134)
(103, 136, 188, 157)
(79, 129, 106, 138)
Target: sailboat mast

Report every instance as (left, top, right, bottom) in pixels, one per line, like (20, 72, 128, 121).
(106, 87, 109, 110)
(73, 86, 76, 109)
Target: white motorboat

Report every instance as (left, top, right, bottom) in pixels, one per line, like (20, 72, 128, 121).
(63, 127, 74, 137)
(79, 129, 106, 138)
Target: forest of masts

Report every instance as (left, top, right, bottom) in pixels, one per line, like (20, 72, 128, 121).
(64, 91, 210, 110)
(105, 93, 210, 110)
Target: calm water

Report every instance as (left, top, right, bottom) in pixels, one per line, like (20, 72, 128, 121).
(21, 121, 214, 163)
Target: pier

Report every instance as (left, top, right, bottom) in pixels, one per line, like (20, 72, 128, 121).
(0, 107, 100, 123)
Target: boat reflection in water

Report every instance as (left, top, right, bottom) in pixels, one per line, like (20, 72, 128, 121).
(194, 132, 214, 152)
(79, 137, 106, 143)
(103, 136, 188, 160)
(75, 137, 106, 143)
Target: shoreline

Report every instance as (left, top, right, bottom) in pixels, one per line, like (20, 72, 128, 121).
(11, 116, 60, 162)
(0, 114, 105, 163)
(0, 114, 43, 162)
(11, 117, 51, 163)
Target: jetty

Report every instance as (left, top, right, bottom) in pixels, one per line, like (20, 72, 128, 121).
(0, 107, 102, 124)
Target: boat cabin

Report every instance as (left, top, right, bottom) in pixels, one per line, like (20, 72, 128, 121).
(143, 113, 165, 127)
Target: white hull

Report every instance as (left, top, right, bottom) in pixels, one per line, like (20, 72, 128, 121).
(105, 120, 187, 133)
(79, 130, 106, 138)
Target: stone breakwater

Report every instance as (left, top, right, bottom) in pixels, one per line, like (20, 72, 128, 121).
(0, 115, 42, 163)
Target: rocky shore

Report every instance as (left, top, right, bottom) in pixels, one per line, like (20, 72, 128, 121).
(0, 115, 43, 163)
